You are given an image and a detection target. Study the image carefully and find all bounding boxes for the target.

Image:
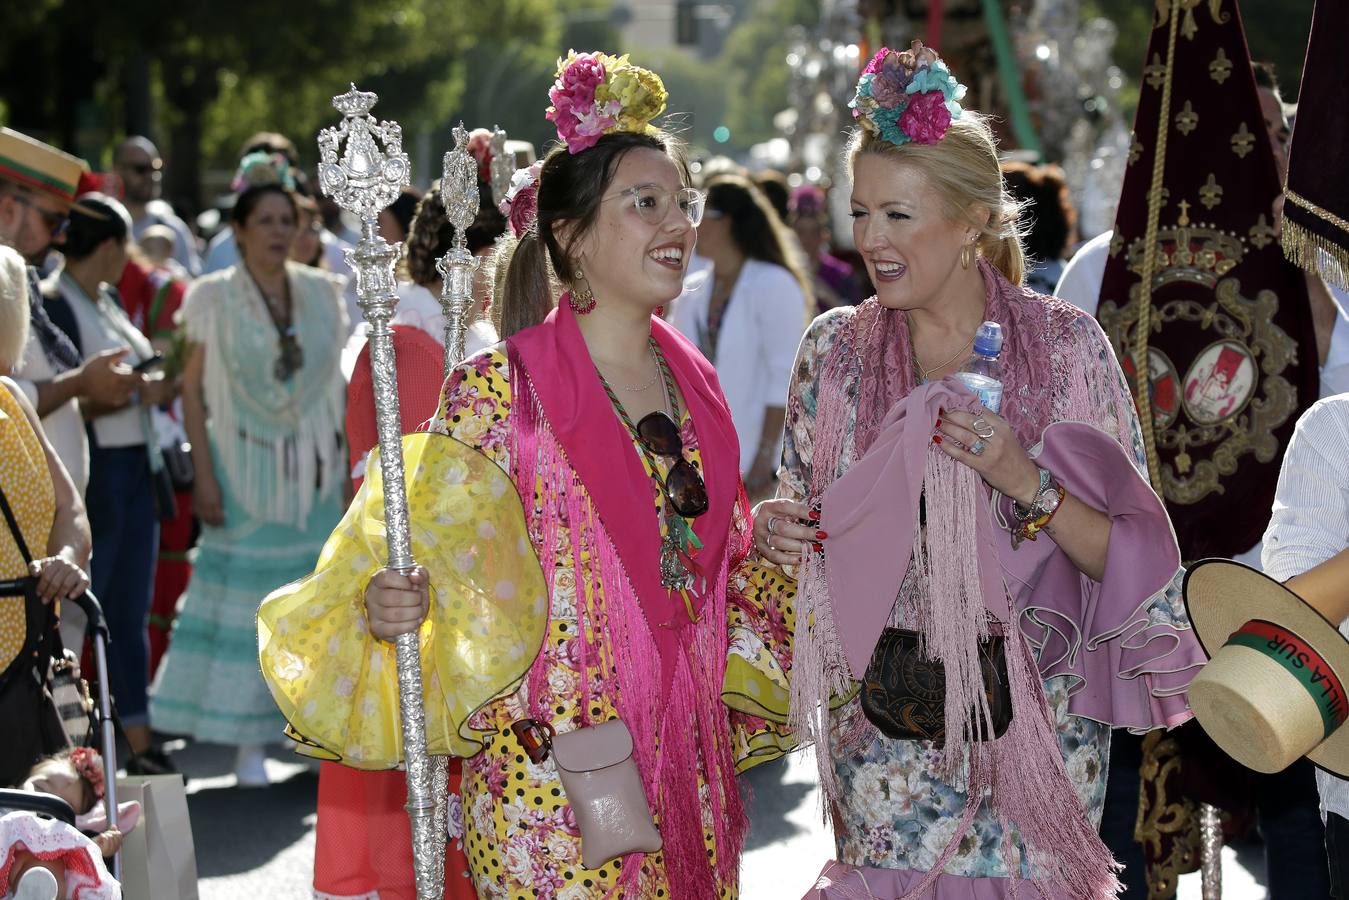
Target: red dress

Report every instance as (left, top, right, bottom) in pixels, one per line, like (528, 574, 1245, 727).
(313, 325, 477, 899)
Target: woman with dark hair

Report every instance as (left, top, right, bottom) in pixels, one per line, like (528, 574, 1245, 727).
(670, 174, 811, 498)
(42, 192, 175, 766)
(1000, 161, 1076, 296)
(150, 154, 349, 786)
(379, 185, 425, 247)
(260, 52, 794, 898)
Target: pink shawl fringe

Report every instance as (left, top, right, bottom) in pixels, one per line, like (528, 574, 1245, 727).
(789, 262, 1149, 896)
(510, 364, 747, 899)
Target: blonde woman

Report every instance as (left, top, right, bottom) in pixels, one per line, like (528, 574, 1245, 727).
(752, 44, 1204, 897)
(0, 244, 91, 785)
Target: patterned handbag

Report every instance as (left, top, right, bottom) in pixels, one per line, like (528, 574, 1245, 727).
(859, 627, 1013, 745)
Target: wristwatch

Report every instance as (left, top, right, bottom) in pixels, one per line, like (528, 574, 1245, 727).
(1014, 467, 1054, 521)
(1035, 480, 1063, 517)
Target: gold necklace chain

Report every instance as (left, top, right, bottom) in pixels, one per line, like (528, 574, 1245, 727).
(913, 333, 975, 382)
(597, 344, 661, 392)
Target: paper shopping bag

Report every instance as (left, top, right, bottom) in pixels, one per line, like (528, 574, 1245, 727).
(117, 774, 200, 899)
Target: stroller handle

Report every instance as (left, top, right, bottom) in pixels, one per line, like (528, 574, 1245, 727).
(67, 591, 110, 642)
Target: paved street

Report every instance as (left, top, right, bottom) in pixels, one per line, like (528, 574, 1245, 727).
(167, 741, 1267, 899)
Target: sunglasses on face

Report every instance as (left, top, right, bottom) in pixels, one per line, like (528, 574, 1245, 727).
(635, 410, 709, 518)
(124, 162, 161, 177)
(13, 193, 68, 239)
(604, 185, 705, 227)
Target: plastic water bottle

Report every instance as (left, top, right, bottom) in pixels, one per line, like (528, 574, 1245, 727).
(954, 321, 1004, 414)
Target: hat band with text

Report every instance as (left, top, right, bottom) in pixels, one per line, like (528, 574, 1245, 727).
(1226, 618, 1348, 738)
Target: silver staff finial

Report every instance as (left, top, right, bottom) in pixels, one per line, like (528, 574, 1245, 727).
(318, 85, 410, 223)
(315, 84, 445, 900)
(442, 123, 479, 234)
(488, 125, 515, 207)
(436, 122, 482, 372)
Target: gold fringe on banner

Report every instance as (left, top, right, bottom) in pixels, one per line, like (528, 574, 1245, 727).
(1282, 205, 1349, 293)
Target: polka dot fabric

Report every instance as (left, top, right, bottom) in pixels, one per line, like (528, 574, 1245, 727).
(0, 385, 55, 675)
(430, 351, 789, 899)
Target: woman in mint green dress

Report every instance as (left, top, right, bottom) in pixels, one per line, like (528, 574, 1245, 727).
(150, 166, 348, 786)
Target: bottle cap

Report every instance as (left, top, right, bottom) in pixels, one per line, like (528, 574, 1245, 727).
(973, 321, 1003, 356)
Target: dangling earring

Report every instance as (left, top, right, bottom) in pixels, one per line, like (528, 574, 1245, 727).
(570, 265, 596, 315)
(960, 239, 976, 270)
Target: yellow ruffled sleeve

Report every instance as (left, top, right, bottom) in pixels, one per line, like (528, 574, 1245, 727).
(257, 431, 548, 769)
(723, 493, 799, 773)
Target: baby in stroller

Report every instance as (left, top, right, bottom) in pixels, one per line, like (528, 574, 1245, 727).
(1, 748, 129, 900)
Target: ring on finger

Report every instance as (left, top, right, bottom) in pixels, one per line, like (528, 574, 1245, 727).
(767, 534, 777, 552)
(972, 416, 995, 439)
(969, 439, 986, 456)
(767, 515, 780, 535)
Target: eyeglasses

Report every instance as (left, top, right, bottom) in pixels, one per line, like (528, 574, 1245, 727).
(635, 410, 709, 518)
(604, 185, 705, 227)
(123, 162, 161, 177)
(13, 193, 68, 239)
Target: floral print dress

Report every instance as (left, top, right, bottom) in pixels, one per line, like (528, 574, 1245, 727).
(778, 307, 1188, 878)
(429, 349, 795, 899)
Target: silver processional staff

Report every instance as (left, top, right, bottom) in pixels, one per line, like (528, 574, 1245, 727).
(316, 85, 445, 900)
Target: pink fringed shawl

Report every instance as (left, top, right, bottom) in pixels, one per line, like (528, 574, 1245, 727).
(504, 298, 751, 899)
(791, 260, 1205, 898)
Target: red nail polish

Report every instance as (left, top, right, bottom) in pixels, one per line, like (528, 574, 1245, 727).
(812, 542, 825, 552)
(935, 419, 943, 428)
(816, 530, 828, 539)
(932, 435, 943, 444)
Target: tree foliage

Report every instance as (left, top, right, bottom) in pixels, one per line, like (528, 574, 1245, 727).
(0, 0, 564, 211)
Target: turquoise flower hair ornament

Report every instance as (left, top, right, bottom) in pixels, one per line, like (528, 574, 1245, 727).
(850, 41, 968, 147)
(230, 151, 297, 194)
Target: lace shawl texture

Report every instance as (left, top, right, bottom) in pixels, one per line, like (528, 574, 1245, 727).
(180, 263, 347, 528)
(793, 260, 1128, 896)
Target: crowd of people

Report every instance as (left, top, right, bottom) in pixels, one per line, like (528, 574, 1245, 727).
(1, 9, 1347, 900)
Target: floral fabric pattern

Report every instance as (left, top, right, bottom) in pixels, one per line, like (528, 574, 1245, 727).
(429, 348, 791, 899)
(776, 307, 1130, 876)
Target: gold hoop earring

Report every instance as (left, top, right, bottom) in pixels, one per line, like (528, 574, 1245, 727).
(570, 265, 596, 314)
(960, 240, 976, 270)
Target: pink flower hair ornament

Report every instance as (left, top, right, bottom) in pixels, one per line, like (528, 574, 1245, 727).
(500, 161, 543, 238)
(67, 747, 105, 802)
(546, 51, 668, 154)
(850, 41, 967, 147)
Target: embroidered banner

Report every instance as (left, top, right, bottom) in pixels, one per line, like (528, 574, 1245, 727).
(1096, 0, 1320, 561)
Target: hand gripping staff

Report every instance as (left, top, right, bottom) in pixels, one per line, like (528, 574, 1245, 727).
(316, 85, 447, 900)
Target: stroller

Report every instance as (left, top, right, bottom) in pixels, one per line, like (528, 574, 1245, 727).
(0, 589, 124, 881)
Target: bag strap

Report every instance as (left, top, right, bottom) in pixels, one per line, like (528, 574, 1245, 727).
(0, 483, 34, 565)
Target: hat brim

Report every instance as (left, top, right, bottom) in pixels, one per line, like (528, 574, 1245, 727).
(1184, 558, 1349, 778)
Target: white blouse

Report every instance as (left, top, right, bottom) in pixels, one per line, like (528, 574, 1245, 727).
(670, 257, 808, 475)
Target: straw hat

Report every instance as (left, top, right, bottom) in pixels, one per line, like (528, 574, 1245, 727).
(1183, 558, 1349, 777)
(0, 127, 85, 206)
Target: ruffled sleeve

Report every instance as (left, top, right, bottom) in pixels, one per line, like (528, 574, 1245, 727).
(721, 314, 848, 771)
(258, 348, 548, 768)
(1020, 312, 1203, 731)
(725, 491, 797, 773)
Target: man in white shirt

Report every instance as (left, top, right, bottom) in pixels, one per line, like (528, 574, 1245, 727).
(1262, 394, 1349, 895)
